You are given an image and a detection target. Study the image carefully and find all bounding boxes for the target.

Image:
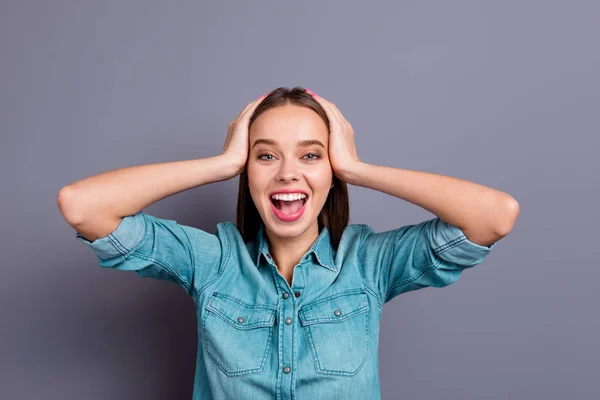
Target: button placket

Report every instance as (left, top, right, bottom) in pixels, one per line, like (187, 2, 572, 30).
(272, 262, 304, 391)
(278, 283, 295, 389)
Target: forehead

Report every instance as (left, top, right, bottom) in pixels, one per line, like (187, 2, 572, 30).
(250, 104, 328, 145)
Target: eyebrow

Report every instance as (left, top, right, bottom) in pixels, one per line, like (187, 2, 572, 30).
(251, 139, 326, 149)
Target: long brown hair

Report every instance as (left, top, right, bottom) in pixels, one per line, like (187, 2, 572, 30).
(236, 86, 349, 249)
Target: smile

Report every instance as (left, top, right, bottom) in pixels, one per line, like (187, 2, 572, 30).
(269, 192, 308, 223)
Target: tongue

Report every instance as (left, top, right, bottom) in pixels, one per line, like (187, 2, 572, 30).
(278, 200, 304, 215)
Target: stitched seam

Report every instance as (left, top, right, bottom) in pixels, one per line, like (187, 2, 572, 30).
(355, 225, 384, 309)
(212, 292, 278, 310)
(327, 235, 335, 270)
(193, 223, 232, 305)
(107, 233, 129, 256)
(318, 310, 370, 376)
(300, 288, 364, 311)
(298, 289, 368, 325)
(205, 305, 275, 327)
(383, 223, 438, 301)
(434, 235, 467, 254)
(378, 226, 409, 304)
(310, 308, 370, 376)
(106, 215, 146, 256)
(303, 288, 365, 308)
(300, 304, 368, 325)
(277, 300, 284, 400)
(362, 279, 383, 310)
(105, 215, 185, 289)
(178, 225, 196, 298)
(386, 256, 441, 299)
(205, 304, 275, 328)
(357, 224, 369, 248)
(201, 310, 272, 376)
(130, 251, 191, 292)
(305, 326, 322, 372)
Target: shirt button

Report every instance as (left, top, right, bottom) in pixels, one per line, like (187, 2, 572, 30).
(334, 309, 341, 316)
(237, 317, 245, 323)
(285, 317, 292, 325)
(294, 291, 301, 298)
(282, 292, 290, 299)
(283, 366, 291, 374)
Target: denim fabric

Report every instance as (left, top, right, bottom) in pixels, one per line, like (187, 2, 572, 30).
(76, 212, 497, 399)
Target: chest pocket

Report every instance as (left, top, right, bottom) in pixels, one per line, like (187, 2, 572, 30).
(298, 288, 370, 376)
(202, 292, 277, 377)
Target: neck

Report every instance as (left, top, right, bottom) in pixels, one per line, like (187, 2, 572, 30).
(265, 221, 319, 271)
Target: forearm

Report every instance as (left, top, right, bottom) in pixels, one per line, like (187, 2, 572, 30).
(58, 155, 241, 223)
(342, 162, 519, 245)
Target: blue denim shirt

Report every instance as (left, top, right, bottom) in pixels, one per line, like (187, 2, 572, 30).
(76, 212, 497, 399)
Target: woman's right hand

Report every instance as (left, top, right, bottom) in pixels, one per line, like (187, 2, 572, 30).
(220, 94, 266, 175)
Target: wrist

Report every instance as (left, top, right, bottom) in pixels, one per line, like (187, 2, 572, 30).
(217, 154, 246, 178)
(337, 161, 366, 185)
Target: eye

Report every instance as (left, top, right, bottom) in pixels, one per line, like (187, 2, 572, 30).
(303, 152, 320, 161)
(257, 153, 275, 161)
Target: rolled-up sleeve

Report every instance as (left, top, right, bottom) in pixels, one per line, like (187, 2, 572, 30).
(75, 211, 224, 299)
(357, 217, 498, 304)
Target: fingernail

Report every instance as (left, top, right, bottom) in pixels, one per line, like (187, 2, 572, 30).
(305, 89, 317, 97)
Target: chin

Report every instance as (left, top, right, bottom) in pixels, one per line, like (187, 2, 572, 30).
(263, 207, 318, 239)
(273, 220, 311, 235)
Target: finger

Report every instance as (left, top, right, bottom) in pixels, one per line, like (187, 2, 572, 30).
(309, 93, 342, 122)
(330, 103, 351, 128)
(317, 96, 344, 128)
(315, 95, 344, 122)
(249, 93, 268, 111)
(321, 99, 351, 130)
(242, 95, 265, 115)
(235, 95, 266, 122)
(308, 92, 333, 117)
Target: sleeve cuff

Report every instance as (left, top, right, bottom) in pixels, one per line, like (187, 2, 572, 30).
(75, 212, 146, 260)
(429, 217, 498, 266)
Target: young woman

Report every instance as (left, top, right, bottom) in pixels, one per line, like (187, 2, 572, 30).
(57, 87, 519, 399)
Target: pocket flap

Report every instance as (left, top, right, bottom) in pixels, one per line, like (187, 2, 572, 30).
(298, 289, 368, 326)
(205, 293, 277, 329)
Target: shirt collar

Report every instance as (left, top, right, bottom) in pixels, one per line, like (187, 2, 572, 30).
(254, 222, 336, 271)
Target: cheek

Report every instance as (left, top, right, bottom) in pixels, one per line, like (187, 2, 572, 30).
(246, 163, 269, 202)
(305, 166, 333, 191)
(246, 162, 262, 186)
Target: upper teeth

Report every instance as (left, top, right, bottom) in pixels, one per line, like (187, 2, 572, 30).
(271, 193, 307, 201)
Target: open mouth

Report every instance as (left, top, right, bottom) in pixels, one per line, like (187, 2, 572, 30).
(268, 192, 309, 222)
(270, 196, 308, 216)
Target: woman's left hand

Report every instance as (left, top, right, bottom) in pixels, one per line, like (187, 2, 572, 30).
(308, 90, 361, 181)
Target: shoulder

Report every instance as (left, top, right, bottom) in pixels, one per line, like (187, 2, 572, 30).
(338, 223, 372, 250)
(213, 221, 261, 263)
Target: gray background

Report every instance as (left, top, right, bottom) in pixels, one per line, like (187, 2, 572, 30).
(1, 1, 597, 399)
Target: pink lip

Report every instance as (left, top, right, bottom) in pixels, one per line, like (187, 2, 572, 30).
(270, 198, 307, 222)
(269, 189, 309, 223)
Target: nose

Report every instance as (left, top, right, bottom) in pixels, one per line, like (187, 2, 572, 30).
(276, 158, 300, 182)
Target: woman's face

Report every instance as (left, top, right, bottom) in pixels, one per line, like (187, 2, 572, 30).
(247, 104, 333, 240)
